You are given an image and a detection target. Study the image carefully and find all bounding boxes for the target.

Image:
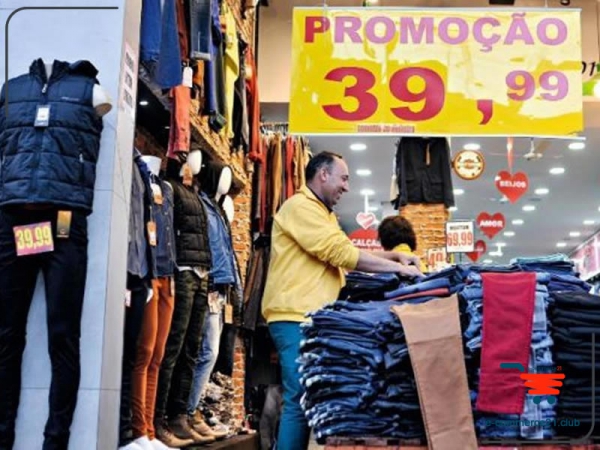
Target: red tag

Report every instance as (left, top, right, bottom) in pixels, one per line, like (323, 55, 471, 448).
(13, 221, 54, 256)
(477, 212, 505, 239)
(495, 170, 529, 203)
(466, 240, 487, 262)
(356, 212, 377, 230)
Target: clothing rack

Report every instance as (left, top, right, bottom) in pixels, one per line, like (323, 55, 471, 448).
(260, 121, 289, 134)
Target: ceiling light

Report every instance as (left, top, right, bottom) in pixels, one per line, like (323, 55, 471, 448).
(522, 205, 536, 212)
(534, 188, 549, 195)
(512, 219, 524, 225)
(569, 231, 581, 237)
(139, 100, 149, 106)
(356, 169, 372, 176)
(569, 142, 585, 151)
(584, 220, 595, 226)
(367, 205, 379, 212)
(549, 167, 565, 175)
(350, 143, 367, 151)
(449, 206, 458, 212)
(556, 242, 567, 248)
(504, 231, 515, 237)
(453, 188, 464, 195)
(483, 259, 493, 264)
(496, 242, 507, 247)
(463, 143, 481, 150)
(360, 189, 375, 196)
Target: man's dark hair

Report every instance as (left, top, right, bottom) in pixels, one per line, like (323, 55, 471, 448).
(305, 151, 343, 182)
(378, 215, 417, 251)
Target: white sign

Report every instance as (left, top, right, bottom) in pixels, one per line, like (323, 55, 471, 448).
(120, 41, 138, 120)
(427, 247, 449, 272)
(445, 221, 475, 253)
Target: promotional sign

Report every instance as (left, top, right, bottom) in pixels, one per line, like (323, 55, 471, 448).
(356, 211, 377, 230)
(453, 149, 485, 181)
(570, 232, 600, 281)
(427, 247, 449, 272)
(290, 8, 582, 136)
(466, 240, 487, 263)
(495, 170, 529, 203)
(445, 221, 475, 253)
(477, 212, 506, 239)
(348, 228, 383, 251)
(13, 222, 54, 257)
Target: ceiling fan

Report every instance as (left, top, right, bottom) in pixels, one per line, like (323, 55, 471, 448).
(523, 137, 551, 161)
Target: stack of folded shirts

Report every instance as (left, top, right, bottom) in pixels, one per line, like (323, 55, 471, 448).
(550, 291, 600, 437)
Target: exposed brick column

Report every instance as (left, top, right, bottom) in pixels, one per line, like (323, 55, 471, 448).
(400, 204, 450, 261)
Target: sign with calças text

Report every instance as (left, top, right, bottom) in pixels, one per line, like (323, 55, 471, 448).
(348, 227, 383, 251)
(289, 8, 583, 136)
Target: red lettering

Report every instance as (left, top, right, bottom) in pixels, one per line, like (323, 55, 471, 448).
(335, 16, 362, 43)
(305, 17, 330, 43)
(322, 67, 378, 121)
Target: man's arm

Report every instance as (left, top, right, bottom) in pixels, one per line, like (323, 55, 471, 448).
(370, 250, 421, 267)
(355, 251, 422, 277)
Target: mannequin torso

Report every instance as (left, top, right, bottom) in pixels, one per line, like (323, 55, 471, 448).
(44, 60, 112, 116)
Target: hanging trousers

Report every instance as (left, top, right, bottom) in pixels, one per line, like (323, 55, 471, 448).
(0, 208, 88, 450)
(391, 295, 478, 450)
(131, 277, 175, 440)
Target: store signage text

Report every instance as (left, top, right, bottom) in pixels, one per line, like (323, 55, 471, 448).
(495, 170, 529, 203)
(477, 212, 505, 239)
(446, 221, 475, 253)
(290, 8, 582, 136)
(348, 227, 383, 251)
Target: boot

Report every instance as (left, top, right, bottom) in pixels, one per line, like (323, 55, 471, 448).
(189, 410, 227, 440)
(169, 414, 216, 445)
(155, 419, 194, 448)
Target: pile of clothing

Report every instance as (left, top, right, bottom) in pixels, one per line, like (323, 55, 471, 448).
(199, 372, 238, 438)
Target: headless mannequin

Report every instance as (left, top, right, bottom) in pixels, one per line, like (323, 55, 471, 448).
(215, 167, 232, 203)
(177, 150, 202, 275)
(44, 59, 113, 116)
(221, 196, 234, 223)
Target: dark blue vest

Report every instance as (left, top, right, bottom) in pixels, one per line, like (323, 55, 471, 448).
(0, 59, 104, 215)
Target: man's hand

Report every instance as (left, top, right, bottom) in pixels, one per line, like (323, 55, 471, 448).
(385, 251, 421, 267)
(397, 263, 423, 278)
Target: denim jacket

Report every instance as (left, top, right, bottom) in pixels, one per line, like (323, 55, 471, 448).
(152, 175, 177, 277)
(200, 191, 235, 284)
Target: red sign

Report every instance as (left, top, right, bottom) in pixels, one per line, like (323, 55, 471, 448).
(495, 170, 529, 203)
(356, 212, 377, 230)
(13, 221, 54, 256)
(466, 240, 487, 262)
(477, 212, 505, 239)
(348, 228, 383, 251)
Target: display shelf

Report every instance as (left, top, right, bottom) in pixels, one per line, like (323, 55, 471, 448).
(137, 65, 248, 188)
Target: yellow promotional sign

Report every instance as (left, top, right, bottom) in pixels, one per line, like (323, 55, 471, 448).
(289, 8, 583, 136)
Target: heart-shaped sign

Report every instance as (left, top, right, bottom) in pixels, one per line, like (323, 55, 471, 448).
(495, 170, 529, 204)
(466, 240, 487, 262)
(356, 212, 377, 230)
(477, 212, 505, 239)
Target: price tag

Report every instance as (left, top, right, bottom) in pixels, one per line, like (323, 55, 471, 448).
(445, 221, 474, 254)
(289, 8, 583, 136)
(13, 221, 54, 256)
(182, 163, 193, 187)
(147, 221, 157, 246)
(427, 247, 448, 272)
(34, 105, 50, 127)
(151, 183, 163, 205)
(182, 66, 193, 88)
(224, 303, 233, 324)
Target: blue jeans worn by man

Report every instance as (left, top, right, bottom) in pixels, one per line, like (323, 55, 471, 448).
(269, 322, 310, 450)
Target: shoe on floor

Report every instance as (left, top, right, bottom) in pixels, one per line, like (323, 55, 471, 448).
(149, 437, 180, 450)
(155, 419, 194, 448)
(189, 410, 227, 440)
(169, 414, 215, 445)
(118, 442, 143, 450)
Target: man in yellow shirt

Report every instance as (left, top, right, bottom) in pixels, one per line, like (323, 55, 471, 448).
(261, 151, 422, 450)
(378, 215, 429, 273)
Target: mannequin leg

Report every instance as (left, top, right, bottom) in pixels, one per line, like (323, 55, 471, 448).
(40, 211, 89, 450)
(0, 210, 40, 450)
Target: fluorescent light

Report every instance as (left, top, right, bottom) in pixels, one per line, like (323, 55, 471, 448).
(356, 169, 372, 176)
(584, 220, 595, 226)
(360, 189, 375, 196)
(453, 188, 465, 195)
(449, 206, 458, 212)
(512, 219, 524, 225)
(522, 205, 536, 212)
(549, 167, 565, 175)
(569, 231, 581, 237)
(504, 231, 515, 237)
(350, 143, 367, 151)
(556, 242, 567, 248)
(367, 205, 379, 212)
(534, 188, 549, 195)
(463, 143, 481, 150)
(569, 142, 585, 151)
(139, 100, 149, 106)
(496, 242, 507, 247)
(483, 259, 493, 264)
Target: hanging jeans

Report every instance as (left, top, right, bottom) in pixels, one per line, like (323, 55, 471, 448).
(155, 270, 209, 421)
(391, 295, 478, 450)
(0, 208, 88, 450)
(166, 85, 191, 158)
(189, 0, 212, 61)
(269, 321, 310, 450)
(156, 0, 183, 89)
(187, 307, 223, 414)
(131, 277, 175, 440)
(140, 0, 162, 62)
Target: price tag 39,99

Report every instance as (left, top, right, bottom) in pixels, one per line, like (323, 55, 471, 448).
(13, 221, 54, 256)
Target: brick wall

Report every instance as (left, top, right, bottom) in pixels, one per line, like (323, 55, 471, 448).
(401, 204, 450, 261)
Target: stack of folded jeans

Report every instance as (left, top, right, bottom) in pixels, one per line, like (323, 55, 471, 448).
(299, 299, 426, 441)
(338, 272, 402, 302)
(550, 290, 600, 437)
(462, 269, 557, 439)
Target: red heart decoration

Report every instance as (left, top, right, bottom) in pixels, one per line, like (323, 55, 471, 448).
(466, 240, 487, 262)
(495, 170, 529, 204)
(477, 212, 505, 239)
(356, 212, 377, 230)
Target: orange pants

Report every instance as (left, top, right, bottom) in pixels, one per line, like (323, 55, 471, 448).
(167, 85, 191, 159)
(131, 277, 175, 439)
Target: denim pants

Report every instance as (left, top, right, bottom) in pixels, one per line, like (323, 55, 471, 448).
(189, 0, 212, 60)
(187, 309, 223, 414)
(155, 270, 209, 420)
(269, 321, 310, 450)
(139, 0, 162, 62)
(0, 208, 88, 450)
(155, 0, 183, 89)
